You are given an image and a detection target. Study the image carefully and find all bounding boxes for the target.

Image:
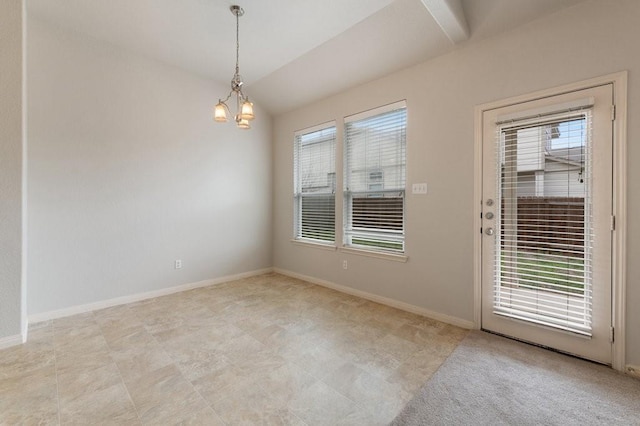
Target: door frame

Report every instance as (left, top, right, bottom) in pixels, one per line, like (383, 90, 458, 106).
(473, 71, 628, 371)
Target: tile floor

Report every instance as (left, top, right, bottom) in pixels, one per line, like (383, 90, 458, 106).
(0, 273, 468, 425)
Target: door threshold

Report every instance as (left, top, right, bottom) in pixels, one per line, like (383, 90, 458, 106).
(480, 328, 611, 367)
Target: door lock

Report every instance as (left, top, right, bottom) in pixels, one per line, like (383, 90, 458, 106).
(485, 227, 494, 236)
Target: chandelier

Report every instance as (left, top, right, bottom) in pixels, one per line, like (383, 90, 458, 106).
(213, 5, 255, 129)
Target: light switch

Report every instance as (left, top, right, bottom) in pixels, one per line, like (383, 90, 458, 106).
(412, 183, 428, 194)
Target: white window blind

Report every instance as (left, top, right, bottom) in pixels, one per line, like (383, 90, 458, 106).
(293, 124, 336, 243)
(344, 102, 406, 252)
(494, 108, 593, 335)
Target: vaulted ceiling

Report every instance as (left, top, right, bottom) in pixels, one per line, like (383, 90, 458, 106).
(28, 0, 587, 115)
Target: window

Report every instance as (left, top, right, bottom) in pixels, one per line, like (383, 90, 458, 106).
(496, 111, 593, 334)
(293, 123, 336, 243)
(344, 102, 407, 252)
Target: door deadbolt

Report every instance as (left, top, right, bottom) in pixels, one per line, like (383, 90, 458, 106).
(485, 227, 494, 236)
(486, 199, 494, 206)
(485, 212, 494, 220)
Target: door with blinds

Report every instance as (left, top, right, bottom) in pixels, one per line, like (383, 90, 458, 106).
(481, 84, 613, 364)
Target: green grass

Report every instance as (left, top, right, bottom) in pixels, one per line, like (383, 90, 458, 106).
(299, 230, 403, 252)
(501, 251, 585, 294)
(352, 238, 403, 251)
(300, 229, 335, 243)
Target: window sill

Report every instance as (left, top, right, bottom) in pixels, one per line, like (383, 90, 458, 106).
(338, 246, 408, 263)
(290, 239, 337, 251)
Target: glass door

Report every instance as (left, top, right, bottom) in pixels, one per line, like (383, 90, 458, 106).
(481, 85, 613, 364)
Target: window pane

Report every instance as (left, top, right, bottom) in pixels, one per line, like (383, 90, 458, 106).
(496, 113, 592, 335)
(300, 195, 335, 241)
(294, 125, 336, 243)
(344, 103, 406, 252)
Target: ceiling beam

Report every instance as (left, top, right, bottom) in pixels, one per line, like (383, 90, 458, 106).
(420, 0, 469, 44)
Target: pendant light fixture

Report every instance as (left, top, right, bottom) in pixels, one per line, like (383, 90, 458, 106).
(213, 5, 255, 129)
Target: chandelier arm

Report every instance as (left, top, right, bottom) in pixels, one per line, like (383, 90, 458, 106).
(221, 92, 233, 104)
(236, 91, 240, 118)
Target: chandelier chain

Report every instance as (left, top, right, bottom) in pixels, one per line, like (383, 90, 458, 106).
(235, 10, 240, 75)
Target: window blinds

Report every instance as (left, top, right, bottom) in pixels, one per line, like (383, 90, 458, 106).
(344, 102, 406, 252)
(293, 124, 336, 243)
(494, 109, 593, 335)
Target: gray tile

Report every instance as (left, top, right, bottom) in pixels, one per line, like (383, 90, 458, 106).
(59, 381, 139, 425)
(289, 381, 359, 426)
(0, 365, 59, 425)
(0, 273, 462, 424)
(125, 364, 209, 424)
(323, 362, 411, 423)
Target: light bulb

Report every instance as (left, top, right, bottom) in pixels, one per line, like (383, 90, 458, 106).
(213, 102, 228, 122)
(239, 100, 255, 121)
(236, 118, 251, 129)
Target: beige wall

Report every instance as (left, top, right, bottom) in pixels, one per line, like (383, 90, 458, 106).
(0, 0, 25, 341)
(273, 0, 640, 366)
(26, 19, 273, 315)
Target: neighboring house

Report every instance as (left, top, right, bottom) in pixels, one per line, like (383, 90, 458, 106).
(299, 131, 336, 196)
(345, 125, 405, 196)
(513, 122, 586, 198)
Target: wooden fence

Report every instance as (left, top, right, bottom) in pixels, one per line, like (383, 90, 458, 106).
(502, 196, 585, 257)
(352, 197, 403, 230)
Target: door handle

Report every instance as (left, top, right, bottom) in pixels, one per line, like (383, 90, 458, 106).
(485, 227, 494, 236)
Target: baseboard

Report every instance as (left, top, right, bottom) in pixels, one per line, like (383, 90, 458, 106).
(27, 266, 473, 332)
(28, 267, 273, 324)
(273, 267, 475, 329)
(626, 365, 640, 380)
(0, 333, 24, 350)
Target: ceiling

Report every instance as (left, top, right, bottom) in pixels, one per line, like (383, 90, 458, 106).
(27, 0, 588, 115)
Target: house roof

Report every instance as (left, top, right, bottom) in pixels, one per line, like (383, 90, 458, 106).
(546, 147, 585, 168)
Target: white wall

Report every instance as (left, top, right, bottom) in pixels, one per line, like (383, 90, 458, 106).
(0, 0, 25, 342)
(27, 18, 272, 316)
(272, 0, 640, 366)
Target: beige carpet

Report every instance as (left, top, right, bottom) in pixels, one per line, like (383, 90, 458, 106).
(391, 331, 640, 425)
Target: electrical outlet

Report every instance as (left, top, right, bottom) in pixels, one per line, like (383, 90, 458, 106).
(175, 259, 182, 269)
(412, 183, 428, 194)
(343, 260, 348, 270)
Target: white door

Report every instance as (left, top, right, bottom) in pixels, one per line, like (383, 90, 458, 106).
(481, 84, 613, 364)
